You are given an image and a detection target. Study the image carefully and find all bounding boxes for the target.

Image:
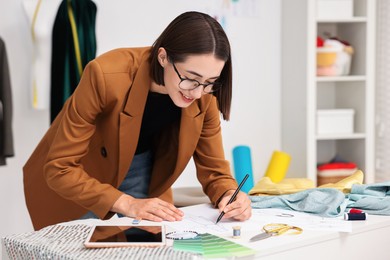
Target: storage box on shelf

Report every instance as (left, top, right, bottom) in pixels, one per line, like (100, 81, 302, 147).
(317, 0, 353, 19)
(317, 109, 355, 135)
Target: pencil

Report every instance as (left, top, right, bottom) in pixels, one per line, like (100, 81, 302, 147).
(215, 174, 249, 224)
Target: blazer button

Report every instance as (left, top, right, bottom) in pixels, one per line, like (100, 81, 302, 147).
(101, 147, 107, 158)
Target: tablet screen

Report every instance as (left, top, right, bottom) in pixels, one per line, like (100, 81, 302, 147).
(84, 225, 165, 248)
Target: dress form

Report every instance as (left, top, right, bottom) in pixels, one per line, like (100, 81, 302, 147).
(23, 0, 62, 109)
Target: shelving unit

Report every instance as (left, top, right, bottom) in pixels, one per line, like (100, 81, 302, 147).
(281, 0, 376, 184)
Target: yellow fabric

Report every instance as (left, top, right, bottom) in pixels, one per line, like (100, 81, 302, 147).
(249, 177, 315, 196)
(318, 169, 364, 193)
(249, 170, 364, 196)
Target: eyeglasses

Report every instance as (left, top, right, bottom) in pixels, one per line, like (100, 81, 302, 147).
(171, 62, 222, 94)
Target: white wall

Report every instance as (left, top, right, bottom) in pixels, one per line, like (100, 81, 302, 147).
(0, 0, 281, 243)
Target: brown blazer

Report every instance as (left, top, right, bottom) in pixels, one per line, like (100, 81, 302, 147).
(23, 47, 237, 230)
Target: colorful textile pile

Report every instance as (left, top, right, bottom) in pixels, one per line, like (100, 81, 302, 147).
(317, 161, 358, 186)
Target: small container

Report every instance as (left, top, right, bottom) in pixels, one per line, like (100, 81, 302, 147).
(317, 109, 355, 135)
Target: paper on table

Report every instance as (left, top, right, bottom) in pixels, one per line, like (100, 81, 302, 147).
(251, 208, 352, 232)
(164, 204, 232, 234)
(165, 203, 277, 235)
(65, 204, 351, 234)
(164, 204, 352, 234)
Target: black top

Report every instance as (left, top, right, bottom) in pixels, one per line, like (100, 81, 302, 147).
(135, 92, 181, 154)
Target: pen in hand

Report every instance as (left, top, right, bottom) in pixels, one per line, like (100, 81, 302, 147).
(215, 173, 249, 224)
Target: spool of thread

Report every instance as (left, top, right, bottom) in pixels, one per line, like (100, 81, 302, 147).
(232, 145, 254, 193)
(264, 150, 291, 183)
(232, 226, 241, 239)
(344, 212, 367, 221)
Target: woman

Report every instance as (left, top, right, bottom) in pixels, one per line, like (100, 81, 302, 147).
(23, 11, 252, 230)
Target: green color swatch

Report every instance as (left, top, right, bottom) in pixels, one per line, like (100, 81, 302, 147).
(173, 233, 256, 258)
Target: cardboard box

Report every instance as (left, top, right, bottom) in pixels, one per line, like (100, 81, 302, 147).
(317, 109, 355, 134)
(317, 0, 353, 19)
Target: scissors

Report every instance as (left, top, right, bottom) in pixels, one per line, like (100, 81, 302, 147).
(249, 223, 302, 242)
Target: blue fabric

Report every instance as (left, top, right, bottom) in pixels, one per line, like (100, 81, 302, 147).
(250, 182, 390, 217)
(346, 181, 390, 215)
(79, 150, 152, 219)
(250, 188, 347, 217)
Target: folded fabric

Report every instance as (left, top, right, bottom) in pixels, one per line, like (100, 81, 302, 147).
(317, 168, 358, 177)
(318, 170, 364, 193)
(249, 170, 364, 196)
(350, 181, 390, 197)
(346, 181, 390, 215)
(248, 177, 315, 196)
(317, 162, 357, 171)
(250, 188, 347, 217)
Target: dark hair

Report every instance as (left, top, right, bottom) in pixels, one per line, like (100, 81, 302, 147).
(150, 11, 232, 121)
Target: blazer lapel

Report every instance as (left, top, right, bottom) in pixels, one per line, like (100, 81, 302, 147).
(117, 58, 150, 186)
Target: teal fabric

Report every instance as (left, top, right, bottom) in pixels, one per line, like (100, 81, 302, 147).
(250, 182, 390, 217)
(346, 181, 390, 215)
(250, 188, 347, 217)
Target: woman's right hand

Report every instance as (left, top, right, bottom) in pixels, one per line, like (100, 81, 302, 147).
(111, 194, 184, 222)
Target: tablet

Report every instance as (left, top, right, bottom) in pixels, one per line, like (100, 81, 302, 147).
(84, 224, 166, 248)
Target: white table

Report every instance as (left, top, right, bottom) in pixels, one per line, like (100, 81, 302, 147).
(243, 213, 390, 259)
(2, 204, 390, 260)
(173, 204, 390, 260)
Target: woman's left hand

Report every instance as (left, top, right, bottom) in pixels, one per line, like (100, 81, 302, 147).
(217, 190, 252, 221)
